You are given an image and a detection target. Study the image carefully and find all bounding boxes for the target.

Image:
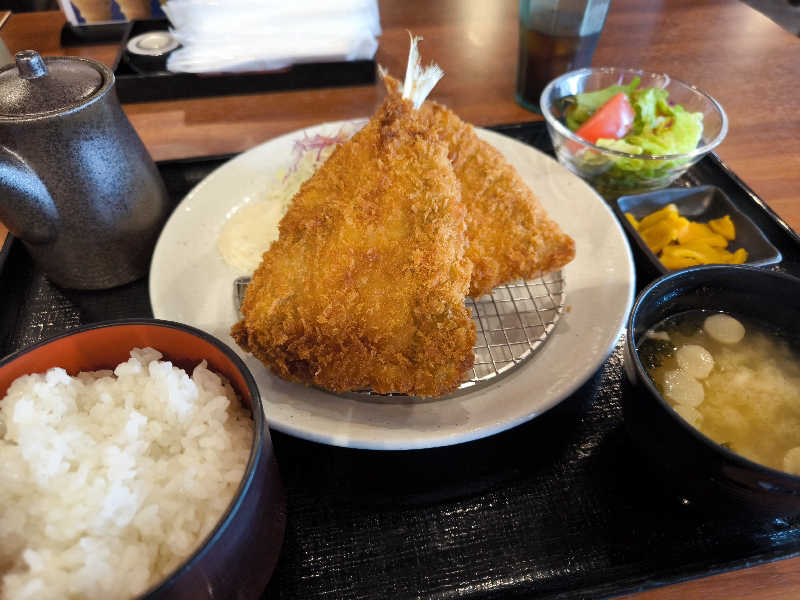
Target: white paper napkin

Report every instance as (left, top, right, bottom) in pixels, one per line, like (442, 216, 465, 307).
(162, 0, 381, 73)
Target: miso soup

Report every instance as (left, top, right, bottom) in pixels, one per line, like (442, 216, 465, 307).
(637, 310, 800, 475)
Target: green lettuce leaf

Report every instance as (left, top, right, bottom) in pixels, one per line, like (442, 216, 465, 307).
(627, 86, 703, 155)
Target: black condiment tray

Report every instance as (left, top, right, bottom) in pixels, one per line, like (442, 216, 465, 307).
(2, 121, 800, 599)
(110, 19, 377, 103)
(60, 21, 128, 47)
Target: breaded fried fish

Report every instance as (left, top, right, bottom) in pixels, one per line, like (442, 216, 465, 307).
(425, 101, 576, 297)
(385, 76, 576, 297)
(232, 42, 475, 397)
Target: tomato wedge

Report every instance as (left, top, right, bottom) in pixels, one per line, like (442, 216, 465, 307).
(575, 92, 635, 144)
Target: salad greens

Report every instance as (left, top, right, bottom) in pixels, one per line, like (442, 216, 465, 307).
(564, 77, 705, 197)
(565, 79, 640, 132)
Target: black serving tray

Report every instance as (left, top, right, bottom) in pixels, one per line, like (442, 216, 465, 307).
(2, 121, 800, 600)
(111, 19, 377, 103)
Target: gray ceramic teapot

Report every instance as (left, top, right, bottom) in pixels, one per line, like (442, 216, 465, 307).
(0, 50, 170, 289)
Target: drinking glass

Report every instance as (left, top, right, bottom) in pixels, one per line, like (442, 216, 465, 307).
(515, 0, 611, 112)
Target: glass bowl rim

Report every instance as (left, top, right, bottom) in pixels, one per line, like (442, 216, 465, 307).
(540, 67, 729, 162)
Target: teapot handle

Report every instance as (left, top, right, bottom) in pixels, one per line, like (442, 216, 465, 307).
(0, 145, 59, 244)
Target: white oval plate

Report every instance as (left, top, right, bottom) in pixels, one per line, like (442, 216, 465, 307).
(150, 120, 635, 450)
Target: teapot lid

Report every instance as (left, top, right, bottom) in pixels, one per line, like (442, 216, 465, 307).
(0, 50, 109, 118)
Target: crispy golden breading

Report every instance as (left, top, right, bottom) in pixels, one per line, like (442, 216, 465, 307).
(424, 101, 576, 297)
(384, 76, 576, 297)
(232, 95, 476, 397)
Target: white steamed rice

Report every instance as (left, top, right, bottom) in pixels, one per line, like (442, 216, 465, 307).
(0, 347, 253, 600)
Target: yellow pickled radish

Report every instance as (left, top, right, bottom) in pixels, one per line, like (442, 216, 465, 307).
(678, 221, 713, 243)
(695, 233, 729, 248)
(709, 215, 736, 240)
(661, 242, 718, 263)
(715, 249, 735, 262)
(677, 222, 728, 247)
(659, 245, 722, 269)
(639, 215, 689, 254)
(729, 247, 748, 264)
(638, 203, 679, 230)
(672, 216, 690, 238)
(660, 254, 701, 269)
(640, 220, 678, 254)
(683, 241, 737, 262)
(634, 204, 745, 270)
(625, 212, 640, 230)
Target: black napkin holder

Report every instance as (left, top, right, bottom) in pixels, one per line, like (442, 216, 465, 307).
(60, 21, 128, 47)
(111, 19, 377, 104)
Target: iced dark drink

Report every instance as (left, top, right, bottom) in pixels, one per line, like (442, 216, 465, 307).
(515, 0, 610, 112)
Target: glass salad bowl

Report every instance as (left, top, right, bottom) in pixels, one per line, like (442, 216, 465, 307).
(540, 67, 728, 200)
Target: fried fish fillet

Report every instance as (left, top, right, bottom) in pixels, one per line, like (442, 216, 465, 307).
(231, 94, 476, 397)
(385, 76, 576, 297)
(426, 102, 576, 297)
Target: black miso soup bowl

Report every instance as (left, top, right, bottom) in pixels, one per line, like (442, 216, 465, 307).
(624, 264, 800, 517)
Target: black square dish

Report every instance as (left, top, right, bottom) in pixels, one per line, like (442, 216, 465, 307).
(614, 185, 782, 276)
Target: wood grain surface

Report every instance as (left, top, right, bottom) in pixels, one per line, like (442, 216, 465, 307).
(0, 1, 799, 597)
(1, 0, 797, 230)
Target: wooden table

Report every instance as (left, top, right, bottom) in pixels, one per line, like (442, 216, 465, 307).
(1, 1, 799, 597)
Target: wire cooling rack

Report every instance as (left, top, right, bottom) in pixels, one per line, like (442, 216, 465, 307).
(461, 271, 565, 390)
(235, 271, 566, 398)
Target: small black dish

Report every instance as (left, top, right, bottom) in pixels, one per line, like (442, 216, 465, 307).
(125, 30, 180, 74)
(624, 264, 800, 517)
(60, 21, 128, 47)
(613, 185, 782, 279)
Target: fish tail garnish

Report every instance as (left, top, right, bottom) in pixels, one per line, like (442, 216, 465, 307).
(401, 32, 444, 109)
